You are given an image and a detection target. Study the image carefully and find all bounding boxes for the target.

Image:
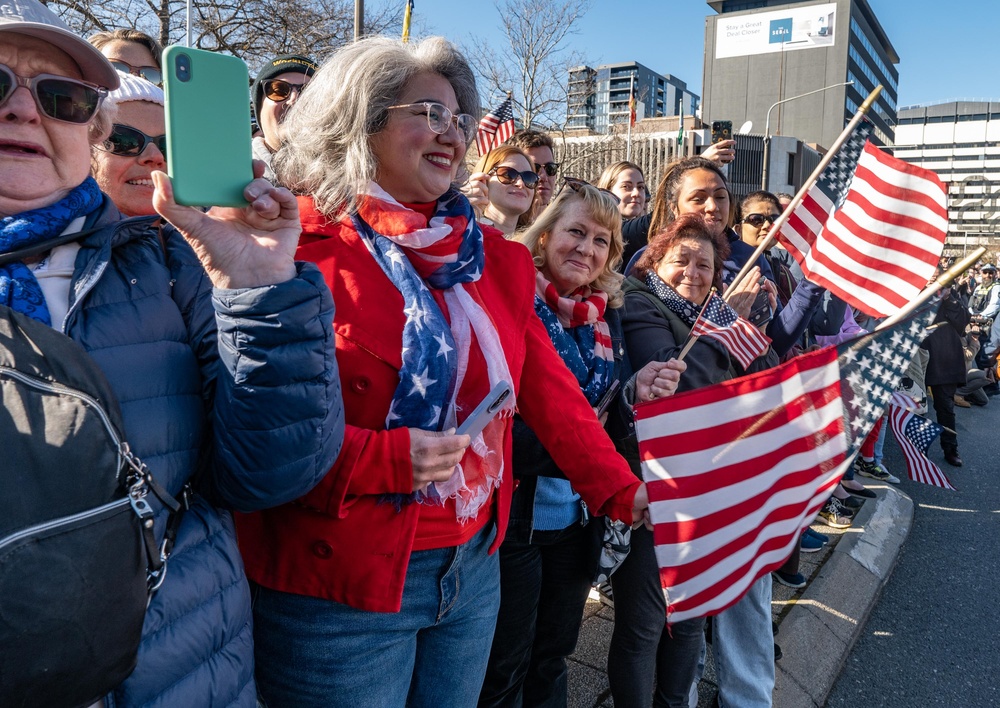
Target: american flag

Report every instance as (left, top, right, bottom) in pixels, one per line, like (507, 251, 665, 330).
(773, 121, 948, 318)
(888, 392, 955, 490)
(690, 292, 771, 369)
(635, 301, 937, 624)
(475, 97, 516, 155)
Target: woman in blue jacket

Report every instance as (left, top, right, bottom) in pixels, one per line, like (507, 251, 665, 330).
(0, 4, 343, 705)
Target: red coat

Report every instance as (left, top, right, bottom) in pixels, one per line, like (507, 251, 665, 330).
(236, 196, 640, 613)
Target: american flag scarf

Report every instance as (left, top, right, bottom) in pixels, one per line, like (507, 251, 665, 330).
(533, 270, 615, 405)
(354, 183, 515, 521)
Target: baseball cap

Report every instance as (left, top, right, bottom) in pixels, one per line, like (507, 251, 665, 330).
(252, 54, 318, 121)
(982, 264, 997, 273)
(0, 0, 120, 90)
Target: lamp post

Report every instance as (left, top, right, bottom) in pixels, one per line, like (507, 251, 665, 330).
(761, 80, 854, 190)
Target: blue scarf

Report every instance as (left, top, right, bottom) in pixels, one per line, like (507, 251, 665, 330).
(0, 178, 102, 326)
(533, 297, 615, 405)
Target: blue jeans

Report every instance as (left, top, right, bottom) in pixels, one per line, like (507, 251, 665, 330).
(700, 574, 774, 708)
(253, 524, 501, 708)
(873, 412, 888, 465)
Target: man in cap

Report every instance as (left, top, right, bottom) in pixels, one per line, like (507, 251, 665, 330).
(251, 54, 318, 181)
(969, 263, 999, 319)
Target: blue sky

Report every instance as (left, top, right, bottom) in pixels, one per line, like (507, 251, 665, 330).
(406, 0, 994, 110)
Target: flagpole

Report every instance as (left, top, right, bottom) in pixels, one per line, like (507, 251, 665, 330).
(875, 247, 987, 332)
(722, 84, 884, 302)
(675, 288, 717, 363)
(626, 74, 635, 162)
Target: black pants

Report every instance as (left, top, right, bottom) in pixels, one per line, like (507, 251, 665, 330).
(479, 522, 593, 708)
(929, 382, 959, 453)
(607, 525, 705, 708)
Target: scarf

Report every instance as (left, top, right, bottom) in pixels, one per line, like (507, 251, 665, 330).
(533, 271, 615, 404)
(645, 271, 703, 325)
(354, 183, 515, 521)
(0, 178, 102, 326)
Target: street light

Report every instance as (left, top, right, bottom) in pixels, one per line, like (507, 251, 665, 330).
(761, 80, 854, 190)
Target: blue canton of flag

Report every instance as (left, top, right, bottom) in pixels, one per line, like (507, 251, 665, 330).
(815, 121, 874, 210)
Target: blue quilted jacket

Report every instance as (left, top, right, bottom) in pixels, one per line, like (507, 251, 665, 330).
(62, 198, 344, 707)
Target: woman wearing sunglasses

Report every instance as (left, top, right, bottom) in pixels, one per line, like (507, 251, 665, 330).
(88, 28, 163, 85)
(251, 54, 318, 182)
(91, 73, 165, 217)
(240, 36, 656, 706)
(469, 144, 537, 237)
(1, 3, 342, 706)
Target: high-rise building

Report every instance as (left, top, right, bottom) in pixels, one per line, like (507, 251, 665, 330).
(566, 61, 698, 134)
(895, 101, 1000, 252)
(702, 0, 898, 150)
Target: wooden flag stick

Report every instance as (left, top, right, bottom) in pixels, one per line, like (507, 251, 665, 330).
(675, 288, 717, 363)
(875, 247, 986, 332)
(722, 85, 884, 302)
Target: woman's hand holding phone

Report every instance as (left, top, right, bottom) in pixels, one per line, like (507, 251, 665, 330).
(409, 428, 471, 493)
(151, 160, 299, 289)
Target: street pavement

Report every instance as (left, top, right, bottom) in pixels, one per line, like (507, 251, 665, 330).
(565, 392, 981, 706)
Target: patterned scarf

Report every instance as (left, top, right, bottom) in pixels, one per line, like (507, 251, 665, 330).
(645, 271, 704, 325)
(354, 183, 515, 521)
(534, 271, 615, 405)
(0, 178, 102, 326)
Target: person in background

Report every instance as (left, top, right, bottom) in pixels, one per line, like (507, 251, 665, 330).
(479, 179, 685, 707)
(251, 54, 318, 181)
(241, 36, 653, 707)
(464, 144, 537, 237)
(91, 73, 165, 217)
(88, 27, 162, 85)
(968, 263, 999, 319)
(506, 128, 558, 227)
(597, 160, 648, 221)
(0, 2, 343, 704)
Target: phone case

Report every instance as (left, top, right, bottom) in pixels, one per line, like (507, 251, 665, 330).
(163, 45, 253, 207)
(712, 120, 733, 144)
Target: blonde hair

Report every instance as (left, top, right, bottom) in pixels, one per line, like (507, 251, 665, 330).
(518, 182, 625, 307)
(275, 36, 479, 218)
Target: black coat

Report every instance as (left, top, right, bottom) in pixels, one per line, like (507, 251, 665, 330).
(922, 292, 970, 386)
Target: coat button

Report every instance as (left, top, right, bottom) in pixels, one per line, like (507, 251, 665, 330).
(312, 541, 333, 559)
(351, 376, 371, 394)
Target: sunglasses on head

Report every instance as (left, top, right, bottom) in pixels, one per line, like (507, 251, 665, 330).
(742, 213, 782, 228)
(109, 61, 162, 86)
(0, 64, 106, 124)
(387, 101, 478, 143)
(559, 176, 621, 204)
(534, 161, 559, 177)
(489, 165, 538, 189)
(263, 79, 306, 103)
(97, 124, 167, 157)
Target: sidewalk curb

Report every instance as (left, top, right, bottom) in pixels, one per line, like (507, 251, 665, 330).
(773, 486, 914, 707)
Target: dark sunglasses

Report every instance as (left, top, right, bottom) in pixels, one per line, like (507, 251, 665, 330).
(533, 161, 559, 177)
(98, 124, 167, 157)
(263, 79, 306, 103)
(0, 64, 106, 124)
(489, 165, 538, 189)
(109, 61, 162, 86)
(559, 176, 621, 205)
(742, 213, 782, 228)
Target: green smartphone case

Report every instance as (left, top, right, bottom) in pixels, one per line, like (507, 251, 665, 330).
(163, 46, 253, 207)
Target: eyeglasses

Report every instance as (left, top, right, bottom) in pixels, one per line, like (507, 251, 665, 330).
(742, 213, 782, 228)
(387, 101, 477, 143)
(109, 60, 162, 86)
(263, 79, 306, 103)
(489, 165, 538, 189)
(0, 64, 107, 124)
(558, 176, 620, 205)
(534, 161, 559, 177)
(96, 124, 167, 157)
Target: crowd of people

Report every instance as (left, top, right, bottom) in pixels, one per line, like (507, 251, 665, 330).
(1, 3, 987, 707)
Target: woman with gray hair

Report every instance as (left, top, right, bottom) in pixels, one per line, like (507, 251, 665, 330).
(238, 35, 657, 707)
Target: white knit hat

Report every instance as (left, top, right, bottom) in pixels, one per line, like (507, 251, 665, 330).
(106, 73, 164, 107)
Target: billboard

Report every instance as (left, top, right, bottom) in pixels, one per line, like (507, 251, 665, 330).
(715, 3, 837, 59)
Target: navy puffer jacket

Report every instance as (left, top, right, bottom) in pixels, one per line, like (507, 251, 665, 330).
(60, 198, 343, 706)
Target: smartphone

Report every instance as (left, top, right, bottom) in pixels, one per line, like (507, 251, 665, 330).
(711, 120, 733, 144)
(163, 45, 254, 207)
(748, 288, 773, 328)
(595, 379, 621, 418)
(456, 382, 513, 438)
